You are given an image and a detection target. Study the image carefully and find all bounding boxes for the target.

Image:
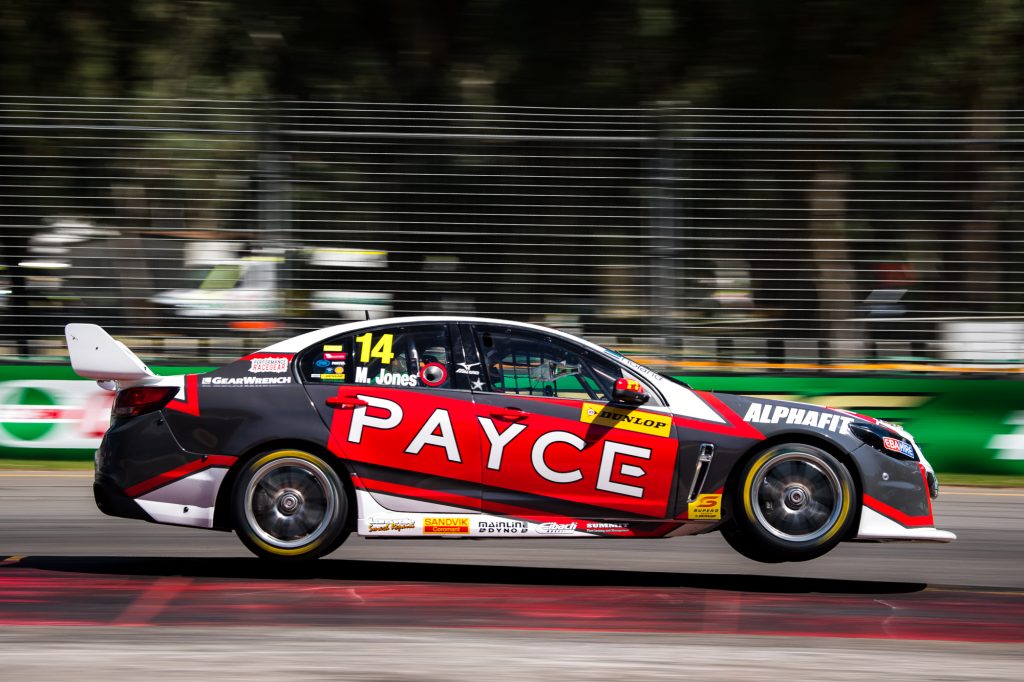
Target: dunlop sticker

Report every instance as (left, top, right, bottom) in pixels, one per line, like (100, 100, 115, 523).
(580, 403, 672, 438)
(423, 517, 470, 534)
(688, 493, 722, 520)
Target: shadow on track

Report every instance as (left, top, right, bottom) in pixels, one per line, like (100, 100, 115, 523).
(15, 555, 927, 594)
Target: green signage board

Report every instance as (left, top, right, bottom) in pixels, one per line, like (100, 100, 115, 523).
(0, 364, 204, 460)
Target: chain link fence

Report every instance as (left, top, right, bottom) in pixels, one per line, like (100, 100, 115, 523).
(1, 97, 1021, 371)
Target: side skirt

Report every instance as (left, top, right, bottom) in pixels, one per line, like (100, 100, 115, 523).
(354, 490, 688, 539)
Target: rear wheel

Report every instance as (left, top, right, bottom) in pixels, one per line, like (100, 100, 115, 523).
(722, 444, 856, 563)
(233, 449, 349, 560)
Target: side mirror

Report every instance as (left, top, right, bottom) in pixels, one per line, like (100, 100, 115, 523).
(612, 377, 649, 405)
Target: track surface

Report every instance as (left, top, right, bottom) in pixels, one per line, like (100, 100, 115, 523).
(1, 472, 1023, 679)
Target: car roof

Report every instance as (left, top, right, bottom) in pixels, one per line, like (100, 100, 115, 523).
(259, 316, 610, 355)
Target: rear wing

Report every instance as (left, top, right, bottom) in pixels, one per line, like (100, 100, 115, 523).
(65, 323, 157, 390)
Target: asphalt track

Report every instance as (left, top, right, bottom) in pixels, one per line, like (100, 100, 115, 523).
(1, 471, 1023, 680)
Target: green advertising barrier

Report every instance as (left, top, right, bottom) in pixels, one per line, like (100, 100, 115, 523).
(0, 364, 205, 460)
(0, 364, 1020, 474)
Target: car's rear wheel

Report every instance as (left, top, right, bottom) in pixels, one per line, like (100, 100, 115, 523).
(722, 443, 856, 563)
(233, 449, 348, 560)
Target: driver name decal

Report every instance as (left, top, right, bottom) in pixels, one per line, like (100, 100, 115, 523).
(354, 367, 418, 387)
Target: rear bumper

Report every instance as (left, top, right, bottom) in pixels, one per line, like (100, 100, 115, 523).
(94, 411, 235, 530)
(93, 477, 151, 522)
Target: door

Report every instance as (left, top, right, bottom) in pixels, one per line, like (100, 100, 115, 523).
(299, 322, 482, 512)
(465, 323, 679, 519)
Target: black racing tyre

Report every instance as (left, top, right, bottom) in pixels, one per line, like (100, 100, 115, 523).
(232, 449, 349, 561)
(722, 443, 856, 563)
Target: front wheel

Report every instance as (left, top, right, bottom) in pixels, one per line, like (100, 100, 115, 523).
(233, 449, 349, 560)
(722, 444, 856, 563)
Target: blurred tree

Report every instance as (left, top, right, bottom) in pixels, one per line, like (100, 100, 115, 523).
(2, 1, 1021, 115)
(1, 0, 1021, 346)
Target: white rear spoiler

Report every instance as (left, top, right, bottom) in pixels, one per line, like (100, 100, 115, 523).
(65, 323, 157, 390)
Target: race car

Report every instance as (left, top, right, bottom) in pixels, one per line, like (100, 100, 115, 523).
(66, 317, 955, 562)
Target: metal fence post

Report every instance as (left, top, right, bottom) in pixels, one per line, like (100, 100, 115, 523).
(649, 104, 680, 354)
(257, 99, 291, 328)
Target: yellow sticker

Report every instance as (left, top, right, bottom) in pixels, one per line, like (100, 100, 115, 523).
(320, 374, 346, 381)
(688, 494, 722, 520)
(323, 345, 345, 352)
(423, 517, 470, 534)
(580, 403, 672, 438)
(354, 332, 395, 364)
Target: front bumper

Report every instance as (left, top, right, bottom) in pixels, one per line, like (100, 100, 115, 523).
(854, 505, 957, 542)
(849, 444, 956, 543)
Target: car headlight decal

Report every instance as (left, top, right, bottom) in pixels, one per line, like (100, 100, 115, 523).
(848, 422, 919, 461)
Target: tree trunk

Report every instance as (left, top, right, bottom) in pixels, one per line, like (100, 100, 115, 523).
(807, 167, 861, 361)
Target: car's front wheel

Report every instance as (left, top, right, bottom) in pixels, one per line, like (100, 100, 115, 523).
(233, 449, 348, 560)
(722, 443, 856, 563)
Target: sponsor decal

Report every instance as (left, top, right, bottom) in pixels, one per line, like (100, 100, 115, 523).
(320, 374, 346, 381)
(420, 362, 448, 387)
(323, 351, 347, 361)
(423, 517, 470, 534)
(456, 362, 480, 376)
(584, 522, 630, 533)
(354, 367, 418, 387)
(688, 493, 722, 520)
(476, 519, 528, 534)
(201, 376, 292, 386)
(323, 345, 345, 352)
(580, 403, 671, 438)
(315, 359, 332, 368)
(339, 393, 677, 516)
(882, 436, 916, 458)
(537, 521, 578, 535)
(248, 356, 289, 374)
(367, 517, 415, 533)
(742, 402, 854, 436)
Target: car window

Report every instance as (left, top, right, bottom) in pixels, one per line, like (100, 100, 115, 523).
(301, 324, 454, 389)
(474, 326, 618, 400)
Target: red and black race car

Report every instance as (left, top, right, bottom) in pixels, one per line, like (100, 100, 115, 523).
(66, 317, 954, 562)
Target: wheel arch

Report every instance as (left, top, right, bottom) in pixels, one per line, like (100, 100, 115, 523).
(212, 439, 357, 532)
(725, 431, 863, 536)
